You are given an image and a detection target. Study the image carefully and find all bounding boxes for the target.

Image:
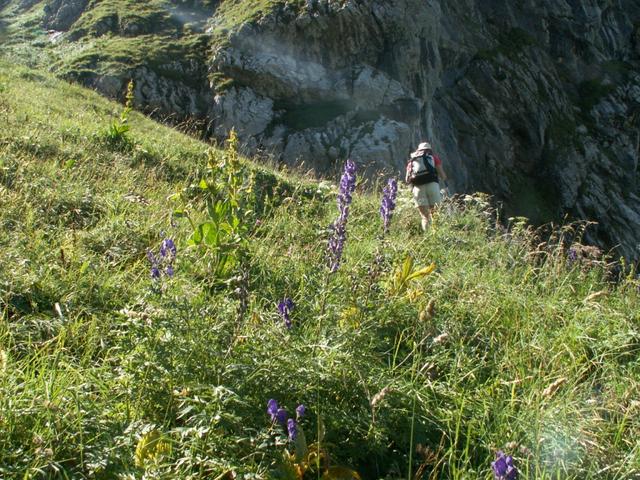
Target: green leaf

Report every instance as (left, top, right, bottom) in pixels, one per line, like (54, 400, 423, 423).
(79, 261, 90, 275)
(293, 426, 308, 462)
(201, 222, 219, 247)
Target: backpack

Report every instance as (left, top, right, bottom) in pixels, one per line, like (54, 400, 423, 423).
(408, 152, 438, 185)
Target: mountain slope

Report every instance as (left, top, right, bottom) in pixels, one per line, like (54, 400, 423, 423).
(1, 0, 639, 261)
(1, 60, 640, 478)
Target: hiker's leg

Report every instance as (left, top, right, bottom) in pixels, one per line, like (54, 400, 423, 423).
(424, 183, 442, 229)
(412, 185, 431, 231)
(418, 205, 431, 231)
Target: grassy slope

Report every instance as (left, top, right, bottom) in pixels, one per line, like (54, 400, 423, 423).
(0, 61, 639, 479)
(0, 0, 300, 92)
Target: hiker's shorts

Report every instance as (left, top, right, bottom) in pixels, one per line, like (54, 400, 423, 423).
(412, 182, 441, 208)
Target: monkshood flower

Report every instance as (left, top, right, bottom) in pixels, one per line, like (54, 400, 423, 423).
(276, 408, 288, 426)
(492, 451, 518, 480)
(296, 404, 305, 419)
(278, 298, 295, 329)
(160, 238, 177, 259)
(379, 177, 398, 233)
(147, 237, 177, 280)
(328, 159, 357, 272)
(287, 418, 298, 441)
(567, 248, 578, 266)
(267, 399, 278, 421)
(266, 399, 288, 425)
(147, 250, 161, 280)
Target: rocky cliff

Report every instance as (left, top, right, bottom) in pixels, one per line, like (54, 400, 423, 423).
(2, 0, 639, 260)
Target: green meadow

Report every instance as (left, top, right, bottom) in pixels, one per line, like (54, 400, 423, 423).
(0, 60, 639, 479)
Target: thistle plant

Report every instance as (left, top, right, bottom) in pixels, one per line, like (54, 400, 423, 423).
(379, 178, 398, 234)
(328, 159, 357, 273)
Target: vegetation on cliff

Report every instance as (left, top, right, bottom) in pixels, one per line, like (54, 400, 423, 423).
(1, 61, 639, 479)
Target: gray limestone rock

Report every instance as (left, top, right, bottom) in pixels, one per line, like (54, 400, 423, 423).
(33, 0, 640, 260)
(43, 0, 87, 31)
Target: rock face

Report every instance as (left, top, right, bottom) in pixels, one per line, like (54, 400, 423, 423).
(8, 0, 639, 260)
(208, 0, 640, 260)
(43, 0, 88, 31)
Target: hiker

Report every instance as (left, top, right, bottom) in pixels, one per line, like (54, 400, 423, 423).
(405, 141, 448, 231)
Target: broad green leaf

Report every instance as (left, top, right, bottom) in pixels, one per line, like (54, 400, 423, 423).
(201, 222, 219, 247)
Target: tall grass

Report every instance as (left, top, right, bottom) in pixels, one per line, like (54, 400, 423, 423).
(0, 61, 639, 479)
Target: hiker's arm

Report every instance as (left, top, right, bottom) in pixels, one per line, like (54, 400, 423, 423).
(436, 164, 447, 183)
(405, 163, 412, 183)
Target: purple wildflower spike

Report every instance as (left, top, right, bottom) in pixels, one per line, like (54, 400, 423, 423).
(275, 408, 288, 426)
(160, 238, 177, 258)
(492, 451, 518, 480)
(380, 178, 398, 234)
(287, 418, 297, 441)
(278, 298, 295, 329)
(296, 404, 305, 419)
(267, 399, 278, 422)
(328, 159, 357, 272)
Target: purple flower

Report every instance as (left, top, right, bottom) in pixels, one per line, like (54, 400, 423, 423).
(275, 408, 288, 426)
(266, 399, 288, 425)
(147, 250, 161, 279)
(148, 238, 177, 281)
(296, 404, 305, 419)
(328, 160, 357, 272)
(287, 418, 297, 441)
(567, 248, 578, 265)
(160, 238, 177, 259)
(267, 399, 279, 421)
(278, 298, 295, 329)
(379, 178, 398, 234)
(492, 451, 517, 480)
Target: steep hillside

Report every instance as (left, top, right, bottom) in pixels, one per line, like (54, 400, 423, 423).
(1, 0, 639, 261)
(1, 60, 639, 479)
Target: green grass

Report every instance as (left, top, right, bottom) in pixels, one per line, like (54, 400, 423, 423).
(1, 60, 640, 479)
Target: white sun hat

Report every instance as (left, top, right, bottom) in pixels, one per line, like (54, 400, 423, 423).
(417, 142, 432, 151)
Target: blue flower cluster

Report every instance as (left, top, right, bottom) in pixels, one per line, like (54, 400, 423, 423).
(492, 451, 518, 480)
(379, 178, 398, 234)
(147, 238, 177, 280)
(267, 399, 305, 441)
(277, 298, 295, 329)
(328, 160, 357, 273)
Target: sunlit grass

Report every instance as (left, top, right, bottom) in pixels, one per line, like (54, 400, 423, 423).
(0, 60, 639, 479)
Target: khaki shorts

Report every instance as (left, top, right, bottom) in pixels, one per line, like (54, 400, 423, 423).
(412, 182, 441, 208)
